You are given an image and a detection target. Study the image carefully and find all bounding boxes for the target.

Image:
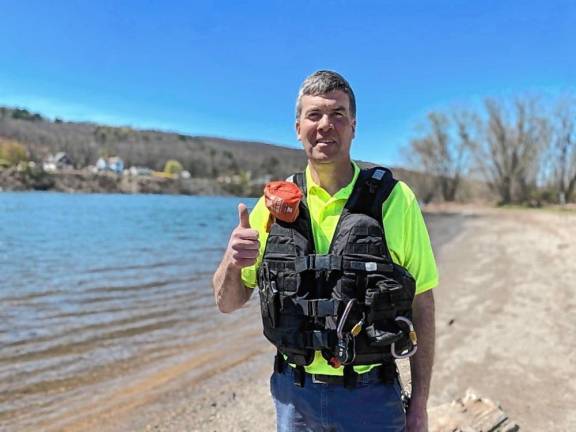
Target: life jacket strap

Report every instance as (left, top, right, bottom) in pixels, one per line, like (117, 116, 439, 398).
(293, 365, 305, 387)
(292, 254, 393, 274)
(343, 365, 358, 388)
(266, 260, 296, 272)
(291, 330, 337, 349)
(377, 361, 398, 384)
(291, 298, 341, 317)
(294, 254, 342, 272)
(274, 352, 285, 373)
(342, 260, 393, 273)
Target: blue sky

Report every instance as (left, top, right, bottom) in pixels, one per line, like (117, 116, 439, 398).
(0, 1, 574, 165)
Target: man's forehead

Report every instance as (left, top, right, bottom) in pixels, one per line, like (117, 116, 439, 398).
(300, 91, 351, 111)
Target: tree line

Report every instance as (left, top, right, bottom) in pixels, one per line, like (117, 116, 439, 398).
(405, 94, 576, 205)
(4, 98, 575, 205)
(0, 107, 306, 181)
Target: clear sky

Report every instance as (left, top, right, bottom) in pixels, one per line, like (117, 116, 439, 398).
(0, 1, 574, 165)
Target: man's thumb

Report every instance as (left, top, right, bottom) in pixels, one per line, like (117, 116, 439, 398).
(238, 203, 251, 228)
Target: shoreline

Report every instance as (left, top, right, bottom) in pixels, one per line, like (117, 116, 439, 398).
(0, 169, 236, 196)
(10, 208, 466, 432)
(5, 205, 576, 431)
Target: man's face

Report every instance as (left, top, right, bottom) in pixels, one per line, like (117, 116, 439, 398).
(296, 90, 356, 165)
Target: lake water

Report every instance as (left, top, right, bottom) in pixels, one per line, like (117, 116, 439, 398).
(0, 192, 257, 430)
(0, 192, 461, 431)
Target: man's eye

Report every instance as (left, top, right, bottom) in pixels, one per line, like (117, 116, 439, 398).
(307, 113, 321, 120)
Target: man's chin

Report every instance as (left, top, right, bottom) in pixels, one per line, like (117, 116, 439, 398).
(310, 157, 335, 165)
(310, 151, 337, 163)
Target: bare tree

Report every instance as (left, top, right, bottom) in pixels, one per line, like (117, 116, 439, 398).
(549, 97, 576, 203)
(407, 110, 475, 201)
(474, 98, 548, 204)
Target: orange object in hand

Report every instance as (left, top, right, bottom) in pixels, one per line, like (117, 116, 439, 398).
(264, 181, 303, 231)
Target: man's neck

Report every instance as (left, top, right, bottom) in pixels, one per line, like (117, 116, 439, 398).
(308, 159, 354, 196)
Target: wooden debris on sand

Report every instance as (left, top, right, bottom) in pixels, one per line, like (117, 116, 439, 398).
(429, 389, 520, 432)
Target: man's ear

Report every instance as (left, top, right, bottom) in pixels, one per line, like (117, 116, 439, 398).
(295, 120, 301, 141)
(351, 118, 356, 138)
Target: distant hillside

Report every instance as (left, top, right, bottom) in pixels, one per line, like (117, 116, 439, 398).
(0, 107, 307, 180)
(0, 106, 491, 201)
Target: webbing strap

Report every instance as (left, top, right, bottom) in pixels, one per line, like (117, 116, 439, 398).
(294, 254, 343, 272)
(342, 260, 393, 273)
(271, 256, 393, 274)
(292, 172, 307, 199)
(344, 167, 397, 228)
(343, 365, 358, 389)
(292, 298, 341, 317)
(294, 365, 305, 387)
(349, 226, 382, 236)
(293, 330, 335, 349)
(267, 260, 296, 271)
(274, 352, 285, 373)
(265, 243, 295, 254)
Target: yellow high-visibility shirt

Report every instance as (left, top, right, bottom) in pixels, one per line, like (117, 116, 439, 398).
(241, 161, 438, 375)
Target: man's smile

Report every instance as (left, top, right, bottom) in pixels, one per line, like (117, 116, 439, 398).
(315, 139, 337, 146)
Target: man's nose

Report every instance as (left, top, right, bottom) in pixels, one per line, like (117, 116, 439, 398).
(318, 114, 333, 132)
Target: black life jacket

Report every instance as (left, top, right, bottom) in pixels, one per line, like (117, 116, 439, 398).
(257, 167, 417, 367)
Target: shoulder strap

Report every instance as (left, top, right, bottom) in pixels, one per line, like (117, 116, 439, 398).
(345, 166, 397, 226)
(290, 172, 307, 199)
(282, 172, 315, 254)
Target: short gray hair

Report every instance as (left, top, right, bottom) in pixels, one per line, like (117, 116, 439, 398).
(295, 70, 356, 119)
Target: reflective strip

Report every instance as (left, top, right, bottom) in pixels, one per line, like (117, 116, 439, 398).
(365, 262, 377, 271)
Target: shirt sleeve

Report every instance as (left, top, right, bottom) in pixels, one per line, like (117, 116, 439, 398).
(382, 182, 439, 295)
(402, 198, 439, 295)
(240, 197, 270, 289)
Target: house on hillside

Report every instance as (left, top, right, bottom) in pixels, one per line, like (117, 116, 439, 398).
(108, 157, 124, 174)
(95, 157, 107, 171)
(95, 156, 125, 174)
(43, 152, 74, 172)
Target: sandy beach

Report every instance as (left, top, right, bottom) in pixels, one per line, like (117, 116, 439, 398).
(12, 205, 576, 432)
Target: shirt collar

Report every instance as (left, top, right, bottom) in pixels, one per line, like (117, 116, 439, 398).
(305, 161, 360, 200)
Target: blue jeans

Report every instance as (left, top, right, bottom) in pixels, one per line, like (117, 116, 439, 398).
(270, 366, 406, 432)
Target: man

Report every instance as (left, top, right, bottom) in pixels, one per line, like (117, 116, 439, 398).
(213, 70, 437, 432)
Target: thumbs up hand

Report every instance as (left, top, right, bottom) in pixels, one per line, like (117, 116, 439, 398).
(227, 203, 260, 269)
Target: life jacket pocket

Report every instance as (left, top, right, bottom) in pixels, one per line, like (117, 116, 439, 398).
(363, 273, 414, 347)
